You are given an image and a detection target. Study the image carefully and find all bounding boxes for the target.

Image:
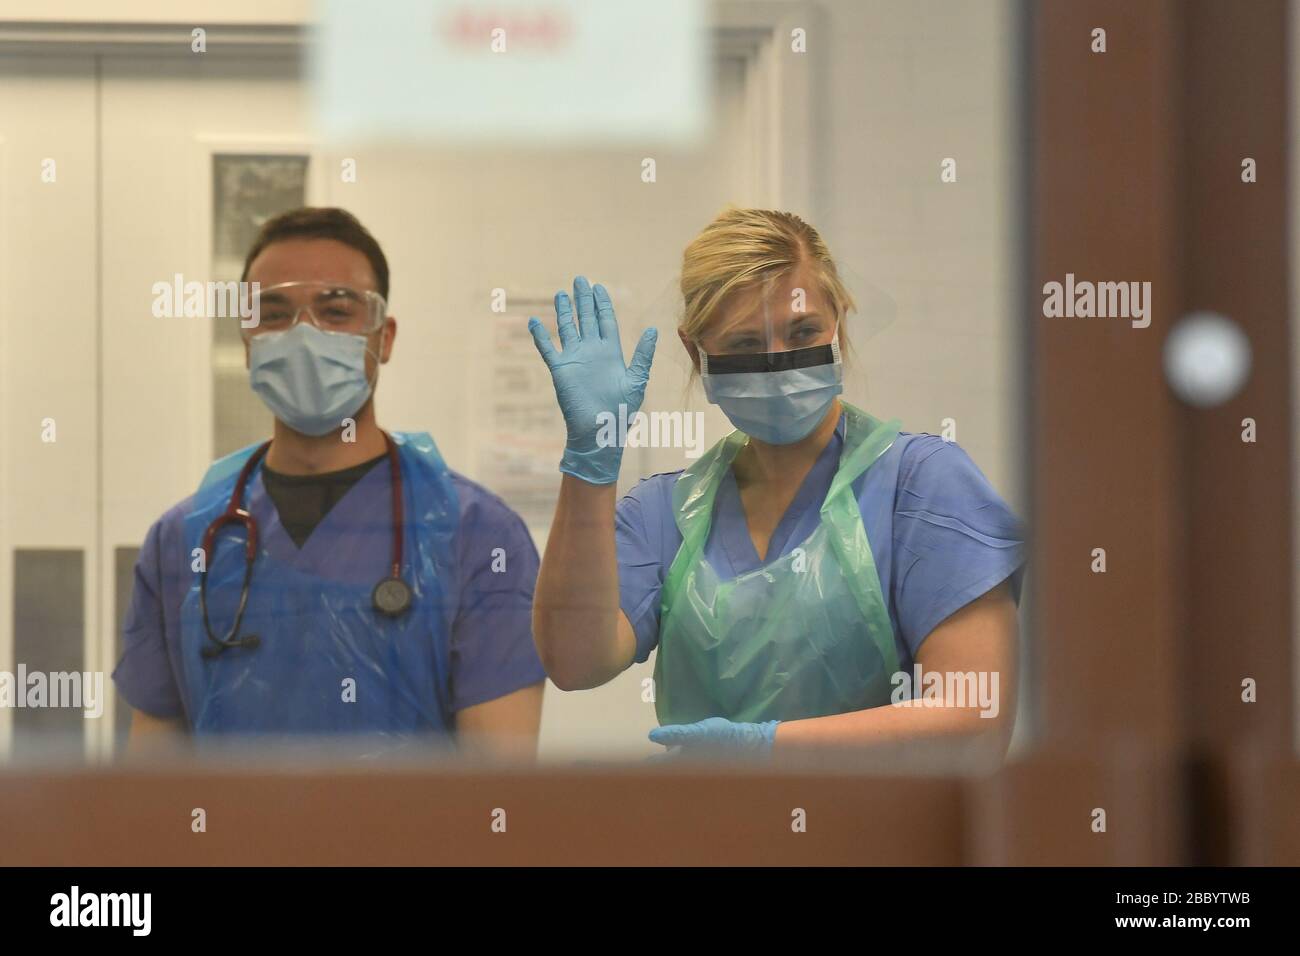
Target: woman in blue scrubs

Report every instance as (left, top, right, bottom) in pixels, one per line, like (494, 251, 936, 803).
(528, 208, 1026, 758)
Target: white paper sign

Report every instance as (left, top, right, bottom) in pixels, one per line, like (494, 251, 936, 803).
(476, 299, 569, 530)
(312, 0, 707, 144)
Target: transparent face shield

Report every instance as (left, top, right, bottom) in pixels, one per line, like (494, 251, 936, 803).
(690, 259, 900, 370)
(695, 273, 841, 374)
(242, 281, 388, 341)
(692, 274, 851, 444)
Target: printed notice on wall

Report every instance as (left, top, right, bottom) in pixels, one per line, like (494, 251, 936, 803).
(477, 299, 569, 531)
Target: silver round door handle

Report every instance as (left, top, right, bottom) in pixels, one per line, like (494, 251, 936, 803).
(1163, 312, 1252, 408)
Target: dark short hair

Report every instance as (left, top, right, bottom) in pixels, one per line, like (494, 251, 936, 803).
(241, 207, 390, 300)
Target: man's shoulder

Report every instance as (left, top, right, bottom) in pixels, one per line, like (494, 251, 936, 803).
(445, 470, 531, 537)
(148, 493, 198, 547)
(442, 471, 540, 581)
(133, 493, 202, 591)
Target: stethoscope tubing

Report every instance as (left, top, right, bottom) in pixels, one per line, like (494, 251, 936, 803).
(198, 431, 407, 658)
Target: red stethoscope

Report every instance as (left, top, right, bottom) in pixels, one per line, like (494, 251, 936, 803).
(198, 431, 413, 659)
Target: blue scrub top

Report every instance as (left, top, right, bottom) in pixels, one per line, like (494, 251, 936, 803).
(615, 413, 1028, 671)
(113, 465, 548, 722)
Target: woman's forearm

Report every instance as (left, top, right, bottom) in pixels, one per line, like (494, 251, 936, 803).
(532, 474, 624, 690)
(526, 277, 657, 690)
(773, 696, 1014, 762)
(772, 583, 1020, 759)
(776, 700, 1000, 744)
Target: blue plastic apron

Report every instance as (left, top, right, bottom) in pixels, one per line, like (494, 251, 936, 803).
(179, 431, 458, 740)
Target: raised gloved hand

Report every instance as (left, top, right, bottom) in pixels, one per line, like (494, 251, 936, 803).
(648, 717, 780, 758)
(528, 276, 657, 485)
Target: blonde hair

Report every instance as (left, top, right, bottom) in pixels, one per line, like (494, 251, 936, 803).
(679, 208, 856, 357)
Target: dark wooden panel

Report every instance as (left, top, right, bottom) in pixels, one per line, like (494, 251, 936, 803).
(1032, 0, 1185, 744)
(0, 767, 964, 865)
(966, 744, 1186, 865)
(1181, 0, 1294, 749)
(1032, 0, 1295, 865)
(1223, 747, 1300, 865)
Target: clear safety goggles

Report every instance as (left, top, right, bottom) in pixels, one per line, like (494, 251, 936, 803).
(242, 281, 387, 338)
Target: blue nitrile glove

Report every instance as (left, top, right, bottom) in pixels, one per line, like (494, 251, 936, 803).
(528, 276, 658, 485)
(648, 717, 781, 758)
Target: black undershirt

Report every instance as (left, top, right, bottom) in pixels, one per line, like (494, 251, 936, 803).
(261, 452, 388, 548)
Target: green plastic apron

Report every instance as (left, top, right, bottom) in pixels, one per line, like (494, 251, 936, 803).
(654, 403, 903, 725)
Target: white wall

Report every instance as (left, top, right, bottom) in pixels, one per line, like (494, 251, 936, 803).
(817, 0, 1022, 512)
(0, 55, 99, 757)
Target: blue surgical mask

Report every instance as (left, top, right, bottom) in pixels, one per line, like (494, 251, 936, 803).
(700, 337, 844, 445)
(249, 323, 374, 436)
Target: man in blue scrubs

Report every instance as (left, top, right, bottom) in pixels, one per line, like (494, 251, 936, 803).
(114, 207, 546, 757)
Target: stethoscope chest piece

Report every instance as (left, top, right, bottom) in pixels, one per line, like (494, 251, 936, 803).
(199, 431, 416, 658)
(372, 576, 413, 618)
